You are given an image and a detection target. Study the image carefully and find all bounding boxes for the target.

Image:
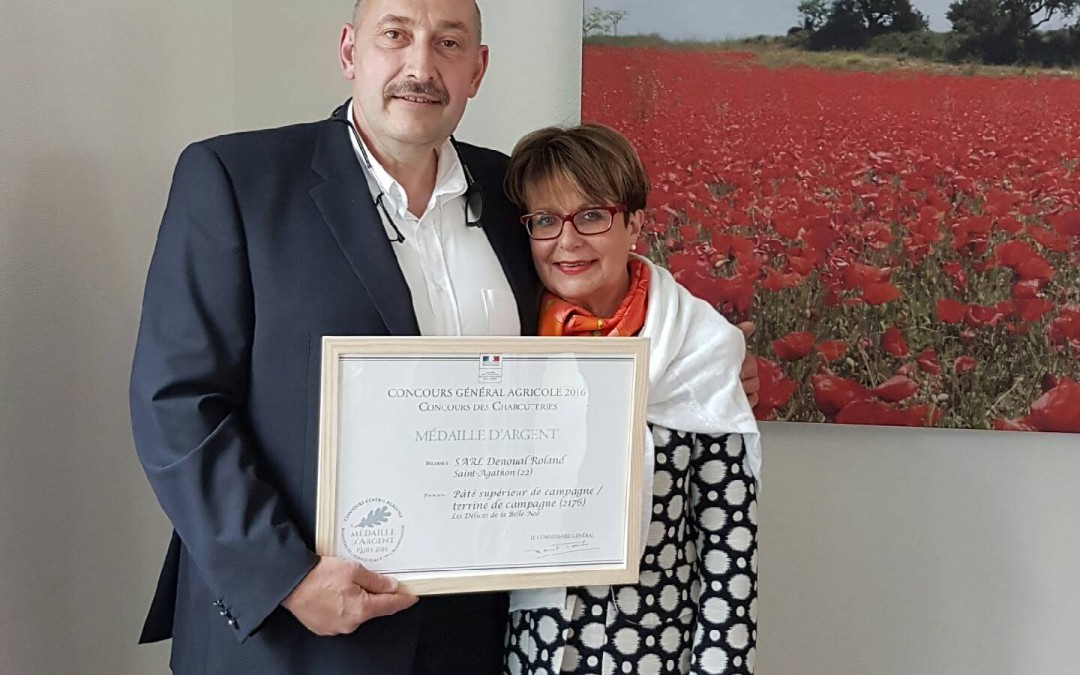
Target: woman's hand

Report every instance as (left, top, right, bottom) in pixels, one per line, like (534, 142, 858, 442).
(736, 322, 760, 409)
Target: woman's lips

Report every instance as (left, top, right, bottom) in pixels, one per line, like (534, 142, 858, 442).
(552, 261, 597, 276)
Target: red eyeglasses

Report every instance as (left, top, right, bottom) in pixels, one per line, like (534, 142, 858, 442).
(520, 205, 628, 240)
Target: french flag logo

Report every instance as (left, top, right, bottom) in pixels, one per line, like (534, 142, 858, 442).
(481, 355, 501, 364)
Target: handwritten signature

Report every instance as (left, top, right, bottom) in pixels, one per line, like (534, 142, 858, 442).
(526, 540, 601, 559)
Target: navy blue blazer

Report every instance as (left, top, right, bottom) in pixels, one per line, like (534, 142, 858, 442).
(130, 102, 539, 675)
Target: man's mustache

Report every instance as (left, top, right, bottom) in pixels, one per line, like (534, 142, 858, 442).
(384, 81, 449, 105)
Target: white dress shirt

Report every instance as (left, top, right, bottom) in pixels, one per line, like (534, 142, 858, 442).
(346, 104, 521, 337)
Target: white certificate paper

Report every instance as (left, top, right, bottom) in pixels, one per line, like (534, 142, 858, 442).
(316, 337, 648, 595)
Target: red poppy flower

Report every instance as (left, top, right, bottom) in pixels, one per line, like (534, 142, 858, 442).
(916, 347, 942, 375)
(679, 225, 699, 241)
(835, 400, 940, 427)
(835, 400, 902, 425)
(993, 418, 1036, 431)
(994, 240, 1038, 268)
(711, 233, 755, 260)
(754, 357, 798, 420)
(762, 269, 805, 292)
(1014, 256, 1055, 282)
(812, 373, 871, 418)
(954, 356, 977, 374)
(772, 212, 803, 239)
(861, 281, 903, 306)
(678, 272, 755, 321)
(965, 302, 1012, 329)
(996, 216, 1023, 235)
(788, 253, 817, 276)
(936, 299, 966, 324)
(870, 375, 919, 402)
(772, 331, 815, 361)
(881, 326, 910, 358)
(1022, 378, 1080, 433)
(1026, 225, 1070, 253)
(841, 263, 892, 288)
(1014, 298, 1054, 323)
(1048, 306, 1080, 347)
(816, 340, 848, 362)
(1011, 279, 1042, 300)
(1046, 210, 1080, 238)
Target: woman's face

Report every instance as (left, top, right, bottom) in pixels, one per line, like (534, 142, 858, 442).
(526, 176, 643, 317)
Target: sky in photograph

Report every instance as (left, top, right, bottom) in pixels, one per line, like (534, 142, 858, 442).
(584, 0, 1070, 39)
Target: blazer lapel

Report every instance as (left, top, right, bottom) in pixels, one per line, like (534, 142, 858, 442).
(482, 215, 540, 337)
(459, 145, 541, 336)
(309, 106, 420, 336)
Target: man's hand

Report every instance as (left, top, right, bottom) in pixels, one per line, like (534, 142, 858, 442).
(736, 321, 761, 409)
(282, 556, 418, 636)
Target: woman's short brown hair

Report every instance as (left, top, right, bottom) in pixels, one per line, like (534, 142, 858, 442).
(505, 123, 650, 214)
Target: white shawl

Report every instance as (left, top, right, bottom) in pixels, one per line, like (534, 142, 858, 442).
(509, 255, 762, 612)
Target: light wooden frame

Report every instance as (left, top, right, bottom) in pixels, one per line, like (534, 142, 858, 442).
(316, 336, 649, 595)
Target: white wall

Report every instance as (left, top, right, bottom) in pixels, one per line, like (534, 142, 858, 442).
(2, 2, 1077, 675)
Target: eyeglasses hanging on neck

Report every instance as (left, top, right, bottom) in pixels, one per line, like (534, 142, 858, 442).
(338, 115, 484, 245)
(347, 124, 407, 244)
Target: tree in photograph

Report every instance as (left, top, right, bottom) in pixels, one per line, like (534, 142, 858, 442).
(810, 0, 871, 49)
(856, 0, 929, 35)
(808, 0, 927, 49)
(583, 8, 630, 37)
(947, 0, 1079, 63)
(798, 0, 831, 31)
(1003, 0, 1080, 29)
(947, 0, 1013, 61)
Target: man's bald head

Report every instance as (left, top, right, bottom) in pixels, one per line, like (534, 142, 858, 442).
(352, 0, 483, 42)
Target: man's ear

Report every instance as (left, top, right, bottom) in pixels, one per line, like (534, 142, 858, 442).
(468, 45, 490, 98)
(339, 24, 358, 80)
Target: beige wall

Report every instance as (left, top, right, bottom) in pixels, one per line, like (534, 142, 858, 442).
(0, 2, 232, 673)
(2, 1, 1078, 674)
(228, 0, 583, 149)
(755, 422, 1080, 675)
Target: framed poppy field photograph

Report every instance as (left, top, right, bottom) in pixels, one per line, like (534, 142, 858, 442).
(581, 0, 1080, 432)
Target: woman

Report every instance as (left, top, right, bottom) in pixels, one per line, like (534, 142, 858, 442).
(502, 124, 762, 675)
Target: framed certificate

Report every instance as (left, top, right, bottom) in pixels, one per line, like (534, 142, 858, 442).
(316, 336, 649, 595)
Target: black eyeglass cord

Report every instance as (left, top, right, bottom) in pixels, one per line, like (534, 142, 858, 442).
(333, 114, 484, 244)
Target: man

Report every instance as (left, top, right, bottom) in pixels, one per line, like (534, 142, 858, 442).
(130, 1, 759, 673)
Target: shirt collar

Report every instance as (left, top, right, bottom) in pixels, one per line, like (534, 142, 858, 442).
(346, 101, 468, 219)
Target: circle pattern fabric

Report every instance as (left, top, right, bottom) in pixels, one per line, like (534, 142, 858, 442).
(504, 428, 758, 675)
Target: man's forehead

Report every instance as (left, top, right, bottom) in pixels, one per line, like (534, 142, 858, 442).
(355, 0, 481, 35)
(373, 13, 469, 32)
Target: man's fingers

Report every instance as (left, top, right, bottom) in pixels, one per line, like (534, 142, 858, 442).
(736, 320, 756, 340)
(350, 563, 398, 593)
(356, 589, 419, 622)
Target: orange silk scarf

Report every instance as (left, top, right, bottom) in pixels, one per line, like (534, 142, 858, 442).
(537, 259, 650, 337)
